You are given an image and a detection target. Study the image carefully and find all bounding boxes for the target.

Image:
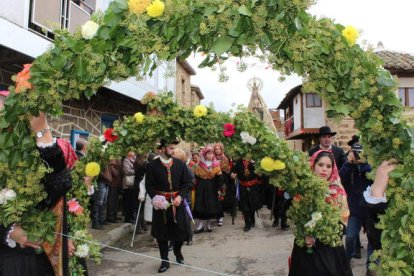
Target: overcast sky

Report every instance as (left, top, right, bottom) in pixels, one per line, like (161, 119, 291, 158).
(187, 0, 414, 112)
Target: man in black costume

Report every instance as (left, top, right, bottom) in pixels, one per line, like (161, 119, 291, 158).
(308, 126, 347, 170)
(231, 158, 262, 232)
(145, 139, 190, 273)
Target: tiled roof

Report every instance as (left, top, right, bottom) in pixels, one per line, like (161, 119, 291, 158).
(375, 51, 414, 72)
(277, 85, 302, 109)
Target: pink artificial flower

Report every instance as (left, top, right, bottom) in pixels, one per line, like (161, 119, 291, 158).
(152, 195, 170, 210)
(223, 123, 236, 137)
(67, 198, 83, 215)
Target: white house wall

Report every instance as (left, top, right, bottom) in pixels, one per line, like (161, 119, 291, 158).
(303, 103, 325, 128)
(0, 1, 176, 100)
(293, 94, 301, 131)
(396, 77, 414, 88)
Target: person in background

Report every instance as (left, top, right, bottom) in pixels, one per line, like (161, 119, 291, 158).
(308, 126, 348, 170)
(134, 153, 149, 234)
(122, 151, 136, 223)
(339, 141, 373, 266)
(191, 151, 200, 165)
(213, 143, 230, 227)
(92, 165, 111, 229)
(106, 159, 122, 223)
(75, 138, 87, 160)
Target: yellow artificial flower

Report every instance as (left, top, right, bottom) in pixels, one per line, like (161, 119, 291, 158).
(146, 0, 165, 17)
(85, 162, 100, 177)
(342, 26, 359, 46)
(260, 157, 275, 172)
(134, 112, 145, 123)
(193, 105, 207, 118)
(128, 0, 151, 15)
(273, 160, 286, 170)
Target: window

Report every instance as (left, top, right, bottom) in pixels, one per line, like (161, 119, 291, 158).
(306, 93, 322, 107)
(101, 114, 118, 130)
(398, 88, 414, 108)
(70, 129, 89, 148)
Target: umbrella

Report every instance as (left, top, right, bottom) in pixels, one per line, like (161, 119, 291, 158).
(235, 179, 240, 202)
(183, 198, 195, 224)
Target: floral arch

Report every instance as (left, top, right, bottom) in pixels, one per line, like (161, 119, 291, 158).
(0, 0, 413, 274)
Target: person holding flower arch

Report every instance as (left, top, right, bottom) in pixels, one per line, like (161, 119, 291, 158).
(289, 150, 352, 276)
(0, 108, 76, 275)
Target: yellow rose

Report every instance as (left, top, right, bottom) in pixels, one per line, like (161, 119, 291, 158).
(134, 112, 145, 123)
(193, 105, 207, 118)
(273, 160, 286, 170)
(146, 0, 165, 17)
(260, 157, 275, 172)
(342, 26, 359, 46)
(128, 0, 151, 15)
(85, 162, 100, 177)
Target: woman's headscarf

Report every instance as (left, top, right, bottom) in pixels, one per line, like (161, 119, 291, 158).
(213, 142, 226, 160)
(310, 150, 339, 182)
(199, 144, 220, 169)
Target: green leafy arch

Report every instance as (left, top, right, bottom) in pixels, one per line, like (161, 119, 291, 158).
(1, 0, 413, 274)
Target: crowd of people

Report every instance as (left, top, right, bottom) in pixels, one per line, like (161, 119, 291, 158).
(0, 84, 397, 276)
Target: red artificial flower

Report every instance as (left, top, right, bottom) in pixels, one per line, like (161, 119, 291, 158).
(104, 128, 118, 142)
(293, 194, 302, 202)
(223, 123, 236, 137)
(15, 64, 33, 93)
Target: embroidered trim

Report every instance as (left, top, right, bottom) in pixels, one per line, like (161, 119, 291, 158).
(363, 186, 387, 204)
(6, 223, 17, 248)
(160, 156, 172, 164)
(36, 137, 57, 148)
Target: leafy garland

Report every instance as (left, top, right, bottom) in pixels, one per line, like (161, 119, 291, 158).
(0, 0, 413, 274)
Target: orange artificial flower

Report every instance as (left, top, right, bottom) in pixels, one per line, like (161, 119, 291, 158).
(15, 64, 33, 93)
(293, 194, 302, 202)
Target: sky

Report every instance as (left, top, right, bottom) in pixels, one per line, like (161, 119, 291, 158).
(187, 0, 414, 112)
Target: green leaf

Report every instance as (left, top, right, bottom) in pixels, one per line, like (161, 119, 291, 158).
(294, 17, 302, 30)
(390, 167, 404, 178)
(203, 6, 217, 16)
(294, 62, 304, 75)
(238, 5, 252, 17)
(211, 36, 235, 56)
(326, 83, 336, 93)
(110, 0, 128, 13)
(401, 214, 408, 227)
(377, 70, 396, 87)
(75, 58, 86, 79)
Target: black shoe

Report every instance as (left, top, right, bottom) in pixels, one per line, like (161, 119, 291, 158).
(281, 223, 290, 230)
(158, 261, 169, 273)
(186, 240, 192, 246)
(272, 220, 279, 227)
(206, 228, 213, 232)
(243, 225, 251, 232)
(176, 259, 184, 265)
(194, 228, 204, 234)
(92, 223, 104, 230)
(251, 222, 255, 228)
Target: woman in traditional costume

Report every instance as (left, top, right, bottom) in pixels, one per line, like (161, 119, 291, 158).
(213, 143, 231, 226)
(193, 145, 223, 233)
(289, 150, 352, 276)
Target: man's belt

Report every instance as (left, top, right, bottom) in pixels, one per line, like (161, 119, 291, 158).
(156, 191, 179, 200)
(240, 179, 258, 187)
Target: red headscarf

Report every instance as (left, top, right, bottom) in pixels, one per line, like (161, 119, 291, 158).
(199, 144, 220, 169)
(57, 138, 78, 170)
(213, 142, 226, 160)
(309, 150, 339, 182)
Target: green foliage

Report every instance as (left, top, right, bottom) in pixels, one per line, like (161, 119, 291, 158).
(1, 0, 413, 274)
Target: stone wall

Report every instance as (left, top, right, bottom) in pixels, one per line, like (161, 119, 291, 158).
(48, 88, 144, 140)
(328, 117, 357, 151)
(175, 61, 193, 107)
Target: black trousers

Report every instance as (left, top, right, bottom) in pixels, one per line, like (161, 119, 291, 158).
(107, 186, 119, 220)
(243, 210, 255, 227)
(158, 241, 184, 261)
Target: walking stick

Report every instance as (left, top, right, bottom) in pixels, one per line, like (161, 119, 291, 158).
(130, 200, 143, 247)
(232, 179, 240, 225)
(270, 187, 276, 220)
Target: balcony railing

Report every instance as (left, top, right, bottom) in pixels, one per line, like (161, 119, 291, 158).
(283, 116, 294, 137)
(29, 0, 95, 39)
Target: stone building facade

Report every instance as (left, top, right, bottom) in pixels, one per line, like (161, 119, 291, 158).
(176, 59, 204, 107)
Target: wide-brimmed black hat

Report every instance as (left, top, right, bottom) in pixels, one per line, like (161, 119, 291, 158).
(347, 135, 360, 146)
(157, 138, 179, 149)
(318, 126, 336, 137)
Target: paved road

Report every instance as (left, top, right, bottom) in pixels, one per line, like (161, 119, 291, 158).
(88, 209, 367, 275)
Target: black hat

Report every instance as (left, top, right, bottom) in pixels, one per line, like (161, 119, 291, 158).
(351, 143, 363, 152)
(347, 135, 360, 146)
(157, 138, 179, 149)
(318, 126, 336, 137)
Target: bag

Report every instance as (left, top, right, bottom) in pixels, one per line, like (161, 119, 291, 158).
(123, 175, 135, 188)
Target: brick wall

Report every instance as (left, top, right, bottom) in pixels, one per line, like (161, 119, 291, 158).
(327, 117, 357, 151)
(48, 88, 144, 140)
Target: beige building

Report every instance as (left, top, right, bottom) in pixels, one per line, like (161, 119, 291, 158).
(278, 50, 414, 152)
(176, 59, 204, 107)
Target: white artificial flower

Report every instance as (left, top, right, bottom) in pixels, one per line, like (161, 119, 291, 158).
(99, 135, 105, 142)
(240, 131, 250, 141)
(75, 244, 90, 258)
(81, 21, 99, 40)
(0, 192, 5, 205)
(304, 220, 316, 229)
(3, 189, 16, 201)
(247, 136, 257, 145)
(311, 212, 322, 222)
(102, 143, 108, 152)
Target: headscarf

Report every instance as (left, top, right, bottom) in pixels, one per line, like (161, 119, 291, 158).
(0, 90, 10, 97)
(213, 142, 225, 160)
(310, 150, 339, 182)
(199, 144, 220, 169)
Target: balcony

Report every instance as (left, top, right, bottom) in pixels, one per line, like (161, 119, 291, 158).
(283, 116, 294, 137)
(29, 0, 95, 39)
